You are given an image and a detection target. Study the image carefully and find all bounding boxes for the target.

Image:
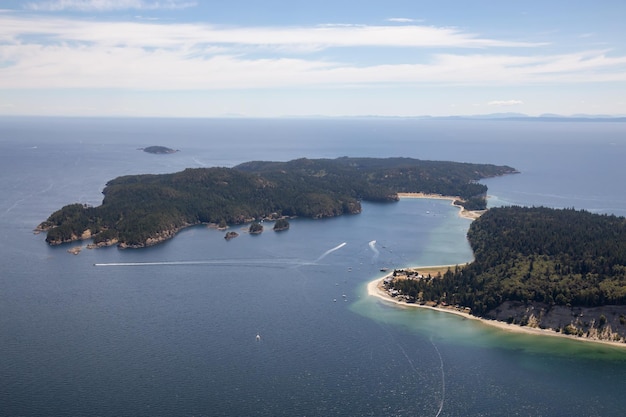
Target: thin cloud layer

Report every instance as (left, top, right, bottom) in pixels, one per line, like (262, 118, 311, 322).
(386, 18, 419, 23)
(488, 100, 524, 106)
(24, 0, 197, 11)
(0, 16, 542, 49)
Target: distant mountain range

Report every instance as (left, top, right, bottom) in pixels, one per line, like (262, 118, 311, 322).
(277, 113, 626, 121)
(437, 112, 626, 121)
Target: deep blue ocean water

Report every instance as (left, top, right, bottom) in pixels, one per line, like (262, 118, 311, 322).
(1, 117, 626, 416)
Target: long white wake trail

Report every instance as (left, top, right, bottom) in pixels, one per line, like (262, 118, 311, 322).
(93, 259, 305, 267)
(431, 338, 446, 417)
(314, 242, 347, 263)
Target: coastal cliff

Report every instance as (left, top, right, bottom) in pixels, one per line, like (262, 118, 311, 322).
(487, 301, 626, 342)
(379, 270, 626, 344)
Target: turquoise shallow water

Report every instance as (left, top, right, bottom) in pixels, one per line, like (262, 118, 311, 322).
(1, 117, 626, 416)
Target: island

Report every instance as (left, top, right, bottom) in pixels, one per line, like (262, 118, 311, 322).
(249, 222, 263, 234)
(376, 206, 626, 345)
(37, 156, 516, 248)
(139, 146, 178, 154)
(273, 218, 290, 231)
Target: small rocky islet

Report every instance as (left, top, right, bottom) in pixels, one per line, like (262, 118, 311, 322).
(139, 145, 179, 154)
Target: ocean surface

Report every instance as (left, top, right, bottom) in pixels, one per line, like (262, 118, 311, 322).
(1, 117, 626, 416)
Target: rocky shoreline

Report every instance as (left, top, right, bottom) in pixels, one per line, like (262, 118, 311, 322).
(486, 300, 626, 342)
(37, 223, 191, 249)
(373, 269, 626, 347)
(37, 193, 483, 251)
(38, 216, 295, 252)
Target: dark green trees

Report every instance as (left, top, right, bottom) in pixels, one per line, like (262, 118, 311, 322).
(388, 206, 626, 315)
(273, 218, 290, 231)
(39, 157, 515, 248)
(249, 222, 263, 234)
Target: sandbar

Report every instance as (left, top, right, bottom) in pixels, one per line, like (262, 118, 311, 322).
(397, 192, 485, 220)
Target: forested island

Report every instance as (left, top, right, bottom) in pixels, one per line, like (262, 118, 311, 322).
(140, 146, 178, 154)
(37, 157, 516, 248)
(273, 218, 290, 231)
(383, 206, 626, 343)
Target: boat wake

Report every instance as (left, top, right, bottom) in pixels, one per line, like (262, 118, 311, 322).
(376, 320, 445, 417)
(313, 242, 347, 263)
(192, 157, 207, 167)
(95, 242, 348, 268)
(94, 259, 307, 268)
(430, 338, 446, 417)
(368, 240, 379, 263)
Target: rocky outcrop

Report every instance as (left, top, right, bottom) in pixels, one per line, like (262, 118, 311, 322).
(117, 224, 189, 249)
(224, 231, 239, 240)
(486, 301, 626, 343)
(249, 222, 263, 234)
(272, 218, 290, 231)
(42, 229, 92, 246)
(87, 239, 119, 249)
(67, 246, 82, 255)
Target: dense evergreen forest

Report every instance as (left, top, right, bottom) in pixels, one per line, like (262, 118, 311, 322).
(38, 157, 515, 247)
(389, 206, 626, 314)
(235, 157, 513, 208)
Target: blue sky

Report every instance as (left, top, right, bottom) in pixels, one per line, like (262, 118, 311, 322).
(1, 0, 625, 117)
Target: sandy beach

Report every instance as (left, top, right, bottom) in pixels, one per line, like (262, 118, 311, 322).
(397, 192, 485, 220)
(371, 194, 626, 348)
(367, 272, 626, 348)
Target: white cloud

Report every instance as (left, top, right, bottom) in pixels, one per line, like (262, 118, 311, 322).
(24, 0, 197, 12)
(0, 14, 625, 92)
(3, 42, 626, 91)
(488, 100, 524, 106)
(0, 15, 543, 49)
(386, 18, 418, 23)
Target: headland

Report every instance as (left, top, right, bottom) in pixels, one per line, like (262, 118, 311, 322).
(368, 271, 626, 348)
(367, 200, 626, 348)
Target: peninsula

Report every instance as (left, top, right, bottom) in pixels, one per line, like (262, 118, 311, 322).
(37, 156, 516, 248)
(375, 206, 626, 345)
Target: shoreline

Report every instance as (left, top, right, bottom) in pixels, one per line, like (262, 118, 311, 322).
(397, 192, 485, 220)
(367, 272, 626, 348)
(381, 195, 626, 348)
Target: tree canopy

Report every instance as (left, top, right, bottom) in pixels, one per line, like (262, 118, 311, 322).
(389, 206, 626, 313)
(38, 157, 515, 248)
